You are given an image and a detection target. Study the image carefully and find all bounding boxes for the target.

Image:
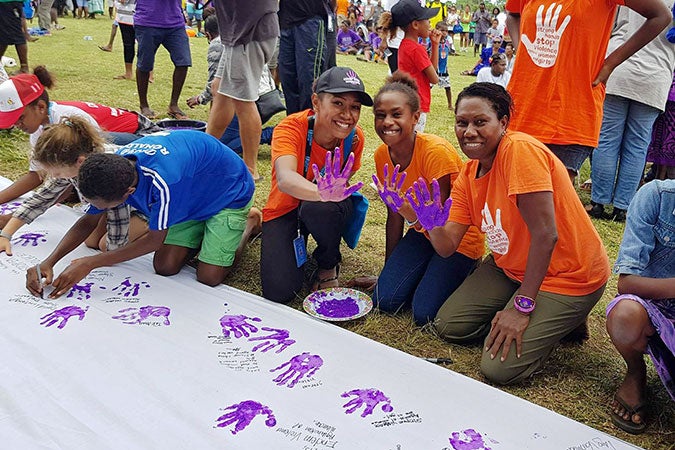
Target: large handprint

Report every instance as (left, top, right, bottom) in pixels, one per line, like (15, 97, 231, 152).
(480, 202, 509, 255)
(270, 352, 323, 388)
(40, 305, 88, 329)
(113, 305, 171, 325)
(520, 3, 571, 68)
(312, 147, 364, 202)
(372, 163, 406, 212)
(248, 327, 296, 353)
(219, 314, 262, 338)
(341, 388, 394, 418)
(405, 178, 452, 230)
(215, 400, 277, 435)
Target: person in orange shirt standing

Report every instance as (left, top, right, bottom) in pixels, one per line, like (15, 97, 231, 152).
(370, 73, 484, 325)
(400, 83, 610, 385)
(505, 0, 671, 184)
(336, 0, 349, 24)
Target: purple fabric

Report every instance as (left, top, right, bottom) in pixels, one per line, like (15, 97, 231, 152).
(647, 98, 675, 166)
(337, 29, 361, 47)
(606, 294, 675, 400)
(134, 0, 185, 28)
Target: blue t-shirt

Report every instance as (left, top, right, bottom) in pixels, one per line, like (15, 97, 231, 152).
(438, 41, 450, 74)
(87, 130, 254, 231)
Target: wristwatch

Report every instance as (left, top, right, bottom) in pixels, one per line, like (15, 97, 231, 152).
(513, 294, 536, 315)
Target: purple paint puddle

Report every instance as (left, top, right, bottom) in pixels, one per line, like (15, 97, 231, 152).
(12, 232, 47, 247)
(316, 297, 360, 318)
(248, 327, 295, 353)
(0, 201, 21, 214)
(219, 314, 262, 338)
(112, 305, 171, 325)
(342, 388, 394, 417)
(215, 400, 276, 435)
(112, 277, 151, 297)
(449, 429, 492, 450)
(270, 352, 323, 388)
(40, 305, 88, 329)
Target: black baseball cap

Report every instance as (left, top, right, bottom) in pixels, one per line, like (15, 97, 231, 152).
(314, 67, 374, 106)
(391, 0, 440, 28)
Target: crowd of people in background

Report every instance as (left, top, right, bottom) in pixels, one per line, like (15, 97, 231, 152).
(0, 0, 674, 438)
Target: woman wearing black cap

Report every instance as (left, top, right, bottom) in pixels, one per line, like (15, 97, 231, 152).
(260, 66, 373, 303)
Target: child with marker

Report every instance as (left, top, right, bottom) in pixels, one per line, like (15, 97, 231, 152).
(25, 127, 261, 298)
(380, 0, 441, 132)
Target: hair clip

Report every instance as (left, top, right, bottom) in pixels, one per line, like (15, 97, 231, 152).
(64, 119, 73, 127)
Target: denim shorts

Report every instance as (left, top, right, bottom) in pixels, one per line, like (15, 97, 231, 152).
(135, 25, 192, 72)
(545, 143, 593, 174)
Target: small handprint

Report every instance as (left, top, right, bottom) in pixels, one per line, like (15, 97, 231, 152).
(313, 147, 364, 202)
(215, 400, 277, 435)
(448, 428, 492, 450)
(480, 202, 509, 254)
(219, 314, 262, 338)
(270, 352, 323, 388)
(520, 3, 571, 68)
(40, 305, 89, 329)
(66, 282, 95, 301)
(372, 163, 406, 212)
(12, 232, 47, 247)
(248, 327, 295, 353)
(111, 277, 151, 297)
(112, 305, 171, 325)
(406, 178, 452, 230)
(341, 388, 394, 417)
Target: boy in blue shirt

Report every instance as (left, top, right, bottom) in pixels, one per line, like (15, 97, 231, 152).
(433, 21, 453, 109)
(27, 129, 259, 298)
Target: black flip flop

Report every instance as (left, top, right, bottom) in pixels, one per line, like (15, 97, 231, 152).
(610, 394, 647, 435)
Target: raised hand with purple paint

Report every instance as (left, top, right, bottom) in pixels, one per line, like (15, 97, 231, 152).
(312, 147, 363, 202)
(12, 232, 47, 247)
(40, 305, 89, 329)
(219, 314, 262, 338)
(113, 305, 171, 325)
(111, 277, 151, 297)
(215, 400, 277, 435)
(270, 352, 323, 388)
(341, 388, 394, 417)
(372, 163, 406, 212)
(248, 327, 295, 353)
(406, 178, 452, 230)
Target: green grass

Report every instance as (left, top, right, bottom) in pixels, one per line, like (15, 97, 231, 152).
(1, 18, 673, 448)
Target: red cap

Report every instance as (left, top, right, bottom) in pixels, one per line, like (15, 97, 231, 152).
(0, 74, 45, 129)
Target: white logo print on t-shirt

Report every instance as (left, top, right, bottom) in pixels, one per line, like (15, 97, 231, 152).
(481, 202, 510, 255)
(521, 2, 571, 68)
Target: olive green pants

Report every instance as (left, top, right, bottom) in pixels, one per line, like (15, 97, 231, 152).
(434, 255, 605, 385)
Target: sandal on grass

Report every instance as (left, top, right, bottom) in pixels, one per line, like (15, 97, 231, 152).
(312, 265, 340, 291)
(610, 394, 647, 435)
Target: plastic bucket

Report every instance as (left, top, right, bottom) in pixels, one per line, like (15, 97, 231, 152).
(156, 119, 207, 132)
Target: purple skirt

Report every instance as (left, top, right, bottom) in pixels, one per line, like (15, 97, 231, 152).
(606, 295, 675, 400)
(646, 100, 675, 166)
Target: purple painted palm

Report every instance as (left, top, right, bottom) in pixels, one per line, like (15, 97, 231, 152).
(406, 178, 452, 230)
(341, 388, 394, 417)
(270, 352, 323, 388)
(215, 400, 277, 435)
(372, 163, 406, 212)
(313, 147, 363, 202)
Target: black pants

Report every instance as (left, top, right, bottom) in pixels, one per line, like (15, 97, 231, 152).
(119, 23, 136, 65)
(261, 199, 353, 303)
(387, 47, 398, 73)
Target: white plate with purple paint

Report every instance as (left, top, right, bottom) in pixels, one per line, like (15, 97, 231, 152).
(303, 288, 373, 322)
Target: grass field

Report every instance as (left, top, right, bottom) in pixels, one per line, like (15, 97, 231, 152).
(1, 16, 673, 448)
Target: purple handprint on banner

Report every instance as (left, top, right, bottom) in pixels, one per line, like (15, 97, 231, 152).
(40, 305, 89, 329)
(406, 178, 452, 230)
(219, 314, 262, 338)
(111, 277, 151, 297)
(448, 429, 492, 450)
(372, 163, 406, 212)
(341, 388, 394, 417)
(248, 327, 295, 354)
(112, 305, 171, 325)
(215, 400, 277, 435)
(270, 352, 323, 388)
(0, 201, 21, 215)
(12, 232, 47, 247)
(67, 282, 94, 300)
(313, 147, 364, 202)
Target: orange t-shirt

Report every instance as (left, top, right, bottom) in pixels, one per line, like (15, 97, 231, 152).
(336, 0, 349, 17)
(505, 0, 624, 147)
(374, 133, 485, 260)
(263, 109, 365, 222)
(449, 131, 610, 295)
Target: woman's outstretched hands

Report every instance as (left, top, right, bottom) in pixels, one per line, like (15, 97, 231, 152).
(372, 163, 406, 212)
(405, 178, 452, 230)
(312, 147, 363, 202)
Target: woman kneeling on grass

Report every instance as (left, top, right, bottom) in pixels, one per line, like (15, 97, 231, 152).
(606, 180, 675, 434)
(399, 83, 610, 384)
(370, 72, 484, 325)
(260, 67, 370, 303)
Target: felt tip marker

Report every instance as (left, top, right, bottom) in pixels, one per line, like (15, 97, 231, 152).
(35, 264, 43, 299)
(422, 357, 453, 364)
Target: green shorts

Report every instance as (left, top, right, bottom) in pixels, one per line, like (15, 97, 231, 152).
(163, 198, 253, 267)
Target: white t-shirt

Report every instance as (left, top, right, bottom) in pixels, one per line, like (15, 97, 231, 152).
(476, 67, 511, 88)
